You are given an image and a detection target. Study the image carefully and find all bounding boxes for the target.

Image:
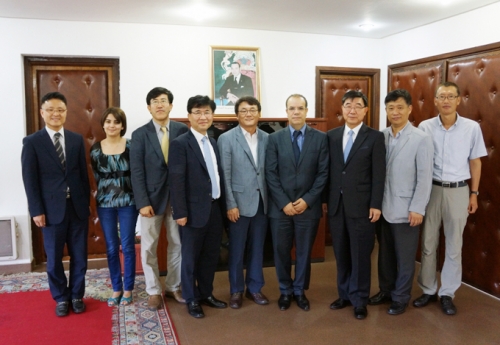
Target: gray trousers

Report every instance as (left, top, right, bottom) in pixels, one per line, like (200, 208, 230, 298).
(140, 201, 182, 295)
(417, 184, 469, 298)
(376, 216, 419, 304)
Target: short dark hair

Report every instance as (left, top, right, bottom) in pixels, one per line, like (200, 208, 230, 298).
(235, 96, 261, 113)
(146, 87, 174, 105)
(385, 89, 412, 106)
(40, 92, 67, 107)
(187, 95, 216, 113)
(436, 81, 460, 96)
(286, 94, 308, 108)
(101, 107, 127, 136)
(342, 90, 368, 107)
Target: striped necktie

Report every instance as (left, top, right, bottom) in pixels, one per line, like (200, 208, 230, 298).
(54, 132, 65, 169)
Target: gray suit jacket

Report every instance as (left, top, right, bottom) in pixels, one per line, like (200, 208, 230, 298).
(217, 125, 269, 217)
(130, 119, 188, 214)
(266, 126, 329, 220)
(381, 123, 434, 223)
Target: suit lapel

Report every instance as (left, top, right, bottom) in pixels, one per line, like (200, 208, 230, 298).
(145, 121, 166, 167)
(41, 128, 64, 171)
(387, 124, 412, 168)
(280, 128, 296, 166)
(345, 124, 368, 166)
(297, 126, 312, 167)
(235, 126, 257, 169)
(187, 131, 209, 174)
(257, 129, 266, 169)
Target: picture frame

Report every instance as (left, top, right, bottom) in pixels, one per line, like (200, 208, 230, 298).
(210, 46, 261, 115)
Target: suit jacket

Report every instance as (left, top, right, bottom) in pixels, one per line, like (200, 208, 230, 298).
(218, 74, 254, 100)
(21, 128, 90, 225)
(381, 124, 434, 223)
(169, 130, 226, 228)
(327, 124, 386, 218)
(265, 126, 329, 220)
(130, 120, 188, 215)
(217, 125, 269, 217)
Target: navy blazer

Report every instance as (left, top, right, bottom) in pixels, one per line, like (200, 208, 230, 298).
(169, 130, 226, 228)
(130, 120, 188, 214)
(265, 126, 329, 220)
(21, 128, 90, 225)
(327, 124, 386, 218)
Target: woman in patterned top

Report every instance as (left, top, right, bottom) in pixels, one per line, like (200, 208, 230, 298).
(90, 107, 138, 306)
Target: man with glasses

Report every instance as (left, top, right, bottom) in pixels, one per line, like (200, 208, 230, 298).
(217, 96, 269, 309)
(130, 87, 188, 309)
(169, 95, 228, 318)
(22, 92, 90, 317)
(266, 94, 329, 312)
(413, 82, 487, 315)
(327, 90, 385, 320)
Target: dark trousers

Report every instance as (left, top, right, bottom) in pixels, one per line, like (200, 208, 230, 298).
(228, 198, 268, 294)
(42, 198, 88, 302)
(180, 200, 223, 304)
(270, 217, 319, 295)
(330, 198, 375, 307)
(97, 205, 139, 292)
(376, 216, 420, 304)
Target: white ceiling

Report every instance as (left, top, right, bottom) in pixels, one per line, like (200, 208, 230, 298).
(0, 0, 498, 39)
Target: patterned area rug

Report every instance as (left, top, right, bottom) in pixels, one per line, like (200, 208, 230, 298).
(0, 269, 180, 345)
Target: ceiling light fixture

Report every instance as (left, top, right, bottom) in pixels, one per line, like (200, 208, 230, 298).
(359, 23, 375, 31)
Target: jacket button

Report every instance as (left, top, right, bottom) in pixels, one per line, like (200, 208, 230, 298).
(342, 171, 346, 174)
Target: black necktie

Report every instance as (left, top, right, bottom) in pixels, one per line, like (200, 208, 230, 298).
(54, 132, 66, 169)
(293, 130, 301, 163)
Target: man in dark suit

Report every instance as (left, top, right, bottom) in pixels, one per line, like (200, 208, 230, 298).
(217, 96, 269, 309)
(265, 94, 329, 312)
(218, 62, 255, 105)
(169, 95, 228, 318)
(327, 90, 386, 320)
(130, 87, 188, 309)
(21, 92, 90, 317)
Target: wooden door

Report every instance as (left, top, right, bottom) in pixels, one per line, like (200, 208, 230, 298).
(24, 56, 120, 265)
(315, 66, 381, 245)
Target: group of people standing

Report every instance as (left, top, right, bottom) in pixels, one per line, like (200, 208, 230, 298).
(21, 81, 486, 321)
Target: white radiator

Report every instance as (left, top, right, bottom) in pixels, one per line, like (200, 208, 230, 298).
(0, 217, 18, 260)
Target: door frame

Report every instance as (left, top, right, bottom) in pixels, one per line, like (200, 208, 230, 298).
(315, 66, 380, 129)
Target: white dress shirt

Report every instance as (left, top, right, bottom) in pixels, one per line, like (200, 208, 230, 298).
(190, 128, 221, 199)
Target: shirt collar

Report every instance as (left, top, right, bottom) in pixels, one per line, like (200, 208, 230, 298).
(190, 127, 208, 142)
(288, 124, 306, 136)
(152, 119, 170, 133)
(240, 125, 258, 139)
(45, 126, 64, 139)
(438, 113, 460, 130)
(344, 122, 363, 136)
(389, 121, 411, 138)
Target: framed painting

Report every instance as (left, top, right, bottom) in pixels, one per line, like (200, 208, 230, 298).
(210, 46, 261, 115)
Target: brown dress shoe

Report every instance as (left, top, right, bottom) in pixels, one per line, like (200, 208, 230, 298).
(165, 290, 186, 304)
(147, 294, 163, 310)
(230, 292, 243, 309)
(245, 291, 269, 305)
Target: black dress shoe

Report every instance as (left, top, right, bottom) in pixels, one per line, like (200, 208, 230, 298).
(368, 291, 392, 305)
(71, 299, 86, 314)
(330, 298, 352, 310)
(187, 301, 205, 318)
(440, 296, 457, 315)
(387, 301, 407, 315)
(55, 301, 69, 317)
(200, 295, 228, 309)
(278, 294, 292, 311)
(354, 306, 367, 320)
(412, 293, 437, 308)
(294, 294, 310, 311)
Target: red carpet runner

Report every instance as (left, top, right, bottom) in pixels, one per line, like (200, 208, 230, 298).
(0, 290, 112, 345)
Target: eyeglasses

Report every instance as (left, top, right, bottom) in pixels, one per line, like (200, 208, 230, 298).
(238, 109, 259, 115)
(436, 95, 458, 101)
(343, 105, 366, 111)
(151, 99, 169, 106)
(42, 108, 67, 114)
(191, 111, 213, 118)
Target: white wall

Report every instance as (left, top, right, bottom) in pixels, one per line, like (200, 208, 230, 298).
(1, 1, 499, 268)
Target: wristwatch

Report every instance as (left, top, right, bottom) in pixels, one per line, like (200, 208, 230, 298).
(470, 191, 479, 195)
